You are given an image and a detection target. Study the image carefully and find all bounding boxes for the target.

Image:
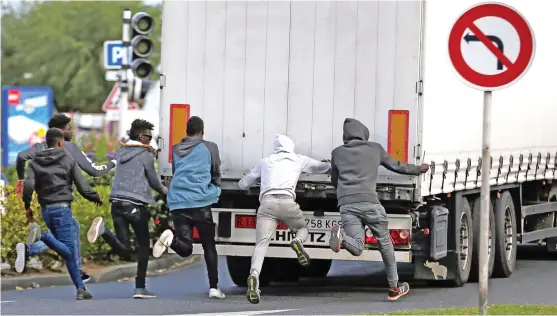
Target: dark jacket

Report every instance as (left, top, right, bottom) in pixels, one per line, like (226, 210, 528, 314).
(16, 141, 116, 180)
(110, 140, 168, 205)
(167, 136, 221, 211)
(23, 147, 101, 209)
(331, 118, 422, 206)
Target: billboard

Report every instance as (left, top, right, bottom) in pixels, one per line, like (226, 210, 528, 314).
(1, 86, 54, 167)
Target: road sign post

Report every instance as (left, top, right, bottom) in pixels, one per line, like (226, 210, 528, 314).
(448, 3, 535, 315)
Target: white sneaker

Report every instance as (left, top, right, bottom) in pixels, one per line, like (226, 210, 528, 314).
(153, 229, 174, 258)
(87, 217, 105, 243)
(209, 288, 226, 299)
(15, 243, 27, 273)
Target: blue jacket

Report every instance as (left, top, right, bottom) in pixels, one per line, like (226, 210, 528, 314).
(167, 136, 221, 211)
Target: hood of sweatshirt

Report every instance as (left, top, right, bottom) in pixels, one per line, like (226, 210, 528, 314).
(173, 136, 204, 157)
(33, 147, 67, 166)
(273, 134, 295, 154)
(343, 118, 370, 144)
(117, 140, 149, 163)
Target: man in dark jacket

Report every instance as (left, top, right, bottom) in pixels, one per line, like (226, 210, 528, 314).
(86, 119, 167, 299)
(21, 128, 102, 300)
(14, 114, 115, 282)
(328, 118, 429, 301)
(152, 116, 225, 299)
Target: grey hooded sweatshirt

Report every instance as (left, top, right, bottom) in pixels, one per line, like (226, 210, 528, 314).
(110, 140, 168, 205)
(331, 118, 422, 206)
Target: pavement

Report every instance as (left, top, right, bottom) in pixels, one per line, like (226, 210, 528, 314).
(1, 245, 555, 315)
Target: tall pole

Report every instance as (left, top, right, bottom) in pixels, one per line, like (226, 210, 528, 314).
(479, 90, 492, 316)
(118, 9, 132, 140)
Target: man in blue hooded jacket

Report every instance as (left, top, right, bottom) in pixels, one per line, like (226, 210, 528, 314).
(152, 116, 225, 299)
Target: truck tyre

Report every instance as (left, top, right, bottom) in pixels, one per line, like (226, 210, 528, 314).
(493, 191, 518, 278)
(546, 188, 557, 253)
(270, 258, 301, 282)
(300, 259, 332, 278)
(448, 196, 474, 287)
(226, 256, 272, 287)
(469, 196, 495, 281)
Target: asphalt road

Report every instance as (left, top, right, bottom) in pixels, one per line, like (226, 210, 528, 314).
(1, 245, 556, 315)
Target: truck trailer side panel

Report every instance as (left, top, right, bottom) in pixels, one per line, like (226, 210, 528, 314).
(158, 0, 424, 186)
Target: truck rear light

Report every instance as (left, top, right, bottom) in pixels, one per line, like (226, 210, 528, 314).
(365, 228, 377, 244)
(193, 227, 200, 239)
(390, 229, 409, 245)
(235, 215, 288, 230)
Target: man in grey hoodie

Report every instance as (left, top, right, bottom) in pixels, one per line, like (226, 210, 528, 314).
(328, 118, 429, 301)
(86, 119, 168, 299)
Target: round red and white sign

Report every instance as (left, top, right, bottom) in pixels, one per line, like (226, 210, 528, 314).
(448, 2, 535, 91)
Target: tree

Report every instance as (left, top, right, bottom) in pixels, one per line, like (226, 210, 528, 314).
(1, 1, 161, 113)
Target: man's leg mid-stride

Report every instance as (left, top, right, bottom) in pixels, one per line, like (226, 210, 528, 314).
(281, 200, 310, 267)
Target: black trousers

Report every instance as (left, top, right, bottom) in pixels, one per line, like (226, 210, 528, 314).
(102, 201, 150, 289)
(170, 206, 219, 289)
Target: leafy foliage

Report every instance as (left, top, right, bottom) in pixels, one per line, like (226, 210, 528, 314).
(1, 1, 161, 113)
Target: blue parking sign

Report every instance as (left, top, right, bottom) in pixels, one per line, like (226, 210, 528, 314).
(104, 40, 132, 70)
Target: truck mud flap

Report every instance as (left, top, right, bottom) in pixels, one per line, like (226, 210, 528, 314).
(430, 205, 449, 260)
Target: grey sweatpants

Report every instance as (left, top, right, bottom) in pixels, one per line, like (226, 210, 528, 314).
(250, 195, 308, 275)
(340, 201, 399, 288)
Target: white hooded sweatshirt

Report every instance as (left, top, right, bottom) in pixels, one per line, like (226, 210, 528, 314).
(238, 134, 331, 201)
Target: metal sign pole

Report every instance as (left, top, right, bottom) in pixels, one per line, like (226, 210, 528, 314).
(479, 90, 492, 316)
(118, 9, 132, 140)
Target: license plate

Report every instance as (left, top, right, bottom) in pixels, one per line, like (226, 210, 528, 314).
(304, 218, 342, 231)
(272, 230, 328, 244)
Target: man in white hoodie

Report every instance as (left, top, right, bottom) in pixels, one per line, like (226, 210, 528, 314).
(238, 134, 331, 304)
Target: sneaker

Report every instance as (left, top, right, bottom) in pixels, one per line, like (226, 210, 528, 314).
(76, 288, 93, 300)
(27, 222, 41, 246)
(81, 271, 91, 283)
(388, 282, 410, 301)
(153, 229, 174, 258)
(290, 238, 310, 267)
(133, 288, 156, 299)
(329, 224, 343, 253)
(15, 243, 28, 273)
(246, 273, 260, 304)
(209, 288, 226, 299)
(87, 217, 105, 243)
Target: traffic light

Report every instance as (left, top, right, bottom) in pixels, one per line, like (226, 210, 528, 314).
(130, 12, 155, 79)
(128, 76, 154, 103)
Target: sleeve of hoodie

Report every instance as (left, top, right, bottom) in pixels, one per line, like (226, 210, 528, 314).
(378, 144, 421, 175)
(70, 158, 101, 203)
(16, 143, 44, 180)
(65, 142, 116, 177)
(299, 155, 331, 174)
(203, 141, 222, 187)
(22, 164, 36, 209)
(143, 152, 168, 195)
(238, 161, 261, 190)
(330, 154, 339, 188)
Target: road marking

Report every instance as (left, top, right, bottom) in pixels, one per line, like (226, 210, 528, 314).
(1, 301, 14, 304)
(167, 309, 298, 316)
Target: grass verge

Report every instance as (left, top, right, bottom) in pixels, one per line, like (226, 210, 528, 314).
(374, 304, 557, 315)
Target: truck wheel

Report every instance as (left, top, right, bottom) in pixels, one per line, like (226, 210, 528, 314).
(493, 191, 518, 278)
(300, 259, 332, 278)
(469, 196, 495, 281)
(449, 196, 474, 287)
(226, 256, 272, 287)
(546, 188, 557, 253)
(270, 258, 301, 282)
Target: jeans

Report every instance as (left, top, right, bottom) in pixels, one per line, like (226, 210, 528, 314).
(170, 206, 219, 289)
(340, 202, 399, 288)
(250, 195, 308, 275)
(29, 217, 82, 271)
(40, 204, 85, 290)
(101, 201, 150, 289)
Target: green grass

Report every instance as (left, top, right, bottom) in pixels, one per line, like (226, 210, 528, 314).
(373, 304, 557, 315)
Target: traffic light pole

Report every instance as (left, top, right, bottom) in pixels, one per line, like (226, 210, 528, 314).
(118, 9, 132, 140)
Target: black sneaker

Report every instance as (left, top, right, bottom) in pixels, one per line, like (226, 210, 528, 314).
(388, 282, 410, 301)
(290, 238, 311, 267)
(15, 243, 29, 273)
(81, 271, 91, 283)
(76, 288, 93, 300)
(246, 273, 260, 304)
(133, 288, 156, 299)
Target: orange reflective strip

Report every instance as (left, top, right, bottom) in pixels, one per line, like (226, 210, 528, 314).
(168, 104, 191, 163)
(387, 110, 409, 163)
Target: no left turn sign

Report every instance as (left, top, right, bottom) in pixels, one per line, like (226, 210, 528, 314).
(448, 2, 535, 91)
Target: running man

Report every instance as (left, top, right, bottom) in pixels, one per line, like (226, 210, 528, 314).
(22, 128, 102, 300)
(152, 116, 225, 299)
(86, 119, 167, 299)
(328, 118, 429, 301)
(238, 134, 331, 304)
(14, 114, 116, 282)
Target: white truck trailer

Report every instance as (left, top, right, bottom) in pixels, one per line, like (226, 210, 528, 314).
(156, 0, 557, 287)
